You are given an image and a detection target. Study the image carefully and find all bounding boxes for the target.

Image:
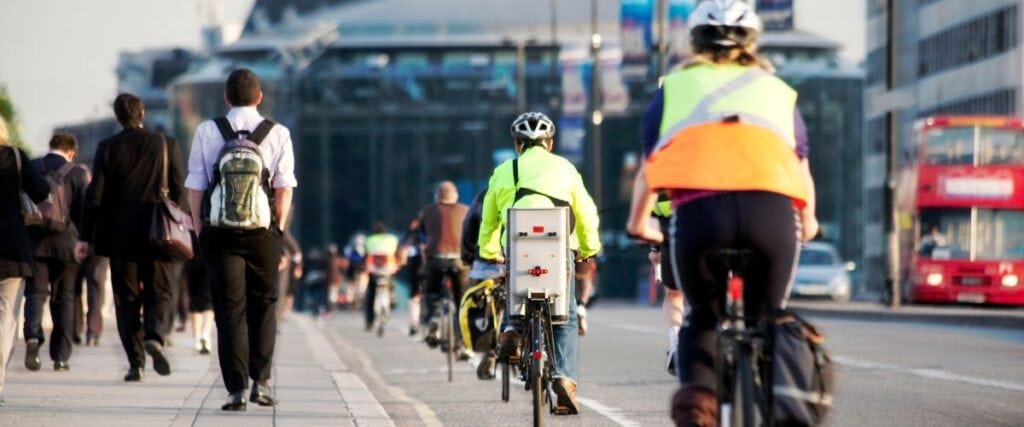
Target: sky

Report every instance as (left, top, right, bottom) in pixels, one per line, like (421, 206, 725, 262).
(0, 0, 864, 152)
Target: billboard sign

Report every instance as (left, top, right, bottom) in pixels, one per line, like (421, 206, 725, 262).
(620, 0, 654, 79)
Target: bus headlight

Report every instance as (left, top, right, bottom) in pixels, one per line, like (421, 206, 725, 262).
(926, 273, 943, 286)
(1002, 275, 1019, 288)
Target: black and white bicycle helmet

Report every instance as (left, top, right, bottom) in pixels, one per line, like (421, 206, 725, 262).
(510, 112, 556, 142)
(688, 0, 763, 48)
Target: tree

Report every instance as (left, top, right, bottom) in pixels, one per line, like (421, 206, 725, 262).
(0, 85, 28, 153)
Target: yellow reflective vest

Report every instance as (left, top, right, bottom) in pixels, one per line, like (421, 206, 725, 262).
(478, 146, 602, 260)
(646, 64, 809, 207)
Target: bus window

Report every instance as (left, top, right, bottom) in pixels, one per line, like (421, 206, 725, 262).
(923, 127, 974, 165)
(919, 209, 971, 259)
(978, 127, 1024, 165)
(976, 210, 1024, 260)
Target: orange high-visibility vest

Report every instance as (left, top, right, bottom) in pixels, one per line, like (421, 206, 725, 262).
(646, 64, 809, 207)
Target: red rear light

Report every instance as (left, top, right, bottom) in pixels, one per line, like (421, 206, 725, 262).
(527, 266, 549, 277)
(728, 276, 744, 301)
(533, 226, 545, 233)
(532, 350, 543, 360)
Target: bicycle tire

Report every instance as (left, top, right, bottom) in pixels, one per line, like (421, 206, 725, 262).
(376, 286, 390, 338)
(732, 346, 759, 427)
(531, 311, 545, 427)
(501, 361, 511, 402)
(446, 301, 455, 383)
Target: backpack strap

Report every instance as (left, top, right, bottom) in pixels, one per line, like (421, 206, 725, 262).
(55, 162, 76, 181)
(512, 158, 519, 186)
(249, 119, 276, 145)
(213, 117, 236, 142)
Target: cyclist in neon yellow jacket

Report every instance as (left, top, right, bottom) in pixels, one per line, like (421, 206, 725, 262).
(477, 112, 601, 416)
(363, 222, 400, 331)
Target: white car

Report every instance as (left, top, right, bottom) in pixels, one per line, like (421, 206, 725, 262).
(791, 242, 853, 302)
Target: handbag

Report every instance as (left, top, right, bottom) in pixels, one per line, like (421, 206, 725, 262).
(11, 146, 43, 225)
(149, 136, 195, 260)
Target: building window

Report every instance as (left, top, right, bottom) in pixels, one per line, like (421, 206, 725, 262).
(865, 48, 887, 86)
(917, 5, 1018, 77)
(866, 116, 888, 155)
(868, 0, 887, 17)
(918, 88, 1018, 118)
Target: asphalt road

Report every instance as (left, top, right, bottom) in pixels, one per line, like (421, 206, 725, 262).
(319, 304, 1024, 426)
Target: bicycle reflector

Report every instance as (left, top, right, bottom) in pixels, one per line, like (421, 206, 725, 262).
(528, 266, 548, 277)
(532, 350, 543, 360)
(728, 275, 744, 301)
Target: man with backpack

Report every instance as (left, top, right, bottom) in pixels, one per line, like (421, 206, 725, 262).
(185, 68, 296, 411)
(23, 133, 89, 372)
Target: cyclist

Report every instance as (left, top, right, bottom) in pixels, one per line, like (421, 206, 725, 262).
(462, 188, 506, 379)
(416, 181, 471, 360)
(363, 223, 401, 332)
(399, 218, 426, 336)
(625, 1, 819, 424)
(650, 193, 685, 377)
(479, 111, 601, 415)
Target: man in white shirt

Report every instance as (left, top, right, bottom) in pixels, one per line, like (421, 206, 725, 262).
(185, 68, 296, 411)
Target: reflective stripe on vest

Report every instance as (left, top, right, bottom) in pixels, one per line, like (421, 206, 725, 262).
(647, 64, 808, 206)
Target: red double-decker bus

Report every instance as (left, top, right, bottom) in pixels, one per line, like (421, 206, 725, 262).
(908, 116, 1024, 305)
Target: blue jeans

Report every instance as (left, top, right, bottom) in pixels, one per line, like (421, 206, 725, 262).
(503, 279, 579, 384)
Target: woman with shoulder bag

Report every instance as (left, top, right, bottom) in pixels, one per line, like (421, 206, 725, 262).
(0, 115, 49, 404)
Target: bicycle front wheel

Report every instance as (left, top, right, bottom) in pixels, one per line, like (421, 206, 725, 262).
(531, 313, 545, 427)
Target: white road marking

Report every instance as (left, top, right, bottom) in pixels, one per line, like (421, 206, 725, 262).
(577, 397, 642, 427)
(834, 355, 1024, 392)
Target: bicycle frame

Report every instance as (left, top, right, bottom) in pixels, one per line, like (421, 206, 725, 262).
(716, 262, 772, 427)
(517, 296, 558, 426)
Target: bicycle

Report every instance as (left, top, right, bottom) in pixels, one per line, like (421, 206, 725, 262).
(501, 289, 559, 427)
(713, 248, 771, 427)
(370, 272, 392, 337)
(425, 276, 457, 383)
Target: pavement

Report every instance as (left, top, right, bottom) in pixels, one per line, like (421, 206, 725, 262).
(788, 298, 1024, 329)
(0, 314, 392, 427)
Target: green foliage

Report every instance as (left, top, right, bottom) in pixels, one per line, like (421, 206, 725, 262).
(0, 85, 28, 153)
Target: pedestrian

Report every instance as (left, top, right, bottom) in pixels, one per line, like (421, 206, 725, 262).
(73, 254, 108, 346)
(0, 115, 50, 404)
(79, 93, 187, 382)
(185, 255, 213, 354)
(276, 227, 302, 320)
(23, 132, 89, 372)
(185, 68, 297, 411)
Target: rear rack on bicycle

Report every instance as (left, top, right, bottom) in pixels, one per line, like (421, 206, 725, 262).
(506, 207, 572, 325)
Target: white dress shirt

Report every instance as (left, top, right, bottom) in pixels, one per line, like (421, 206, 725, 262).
(185, 106, 298, 191)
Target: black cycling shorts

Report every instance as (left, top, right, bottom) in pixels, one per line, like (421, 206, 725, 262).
(657, 216, 678, 290)
(670, 191, 799, 390)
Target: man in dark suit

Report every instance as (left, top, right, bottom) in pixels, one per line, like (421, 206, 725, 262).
(78, 93, 188, 382)
(23, 133, 89, 372)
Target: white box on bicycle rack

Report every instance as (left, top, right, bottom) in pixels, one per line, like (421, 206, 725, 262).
(506, 207, 572, 325)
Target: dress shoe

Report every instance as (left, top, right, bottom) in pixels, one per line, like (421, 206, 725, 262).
(144, 339, 171, 376)
(222, 391, 247, 411)
(250, 381, 276, 407)
(551, 377, 581, 415)
(124, 367, 144, 382)
(72, 335, 83, 345)
(53, 361, 70, 371)
(24, 339, 41, 371)
(198, 339, 211, 355)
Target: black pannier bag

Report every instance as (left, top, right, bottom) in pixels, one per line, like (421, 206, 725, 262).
(771, 310, 835, 426)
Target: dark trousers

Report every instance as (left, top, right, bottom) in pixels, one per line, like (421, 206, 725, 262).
(422, 257, 468, 326)
(23, 257, 78, 362)
(74, 256, 108, 339)
(109, 256, 176, 369)
(201, 229, 282, 393)
(670, 192, 799, 390)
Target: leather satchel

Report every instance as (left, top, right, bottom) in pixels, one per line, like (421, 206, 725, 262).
(150, 136, 195, 260)
(11, 146, 43, 225)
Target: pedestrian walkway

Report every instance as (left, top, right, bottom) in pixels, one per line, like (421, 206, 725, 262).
(0, 315, 393, 427)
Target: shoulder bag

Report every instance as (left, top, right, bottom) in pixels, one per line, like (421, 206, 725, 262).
(149, 136, 195, 260)
(11, 146, 43, 225)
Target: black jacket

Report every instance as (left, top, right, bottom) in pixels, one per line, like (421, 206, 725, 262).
(80, 128, 187, 259)
(460, 189, 487, 264)
(0, 146, 49, 278)
(30, 153, 89, 262)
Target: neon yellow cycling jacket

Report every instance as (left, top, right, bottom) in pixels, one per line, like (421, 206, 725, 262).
(477, 146, 602, 260)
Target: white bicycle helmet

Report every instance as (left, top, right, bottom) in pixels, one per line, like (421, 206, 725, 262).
(510, 112, 556, 141)
(688, 0, 762, 47)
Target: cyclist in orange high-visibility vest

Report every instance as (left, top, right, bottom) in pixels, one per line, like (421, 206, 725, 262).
(626, 1, 819, 424)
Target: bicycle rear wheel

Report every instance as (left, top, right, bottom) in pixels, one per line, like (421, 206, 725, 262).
(531, 312, 545, 427)
(446, 301, 455, 383)
(501, 361, 511, 402)
(376, 286, 390, 337)
(732, 347, 759, 427)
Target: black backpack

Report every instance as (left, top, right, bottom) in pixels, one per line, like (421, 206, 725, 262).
(771, 311, 835, 426)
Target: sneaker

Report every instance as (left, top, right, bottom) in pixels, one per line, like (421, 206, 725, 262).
(458, 348, 474, 362)
(24, 338, 41, 371)
(671, 385, 718, 427)
(551, 377, 581, 415)
(577, 304, 588, 336)
(476, 352, 496, 380)
(424, 321, 440, 349)
(496, 330, 521, 361)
